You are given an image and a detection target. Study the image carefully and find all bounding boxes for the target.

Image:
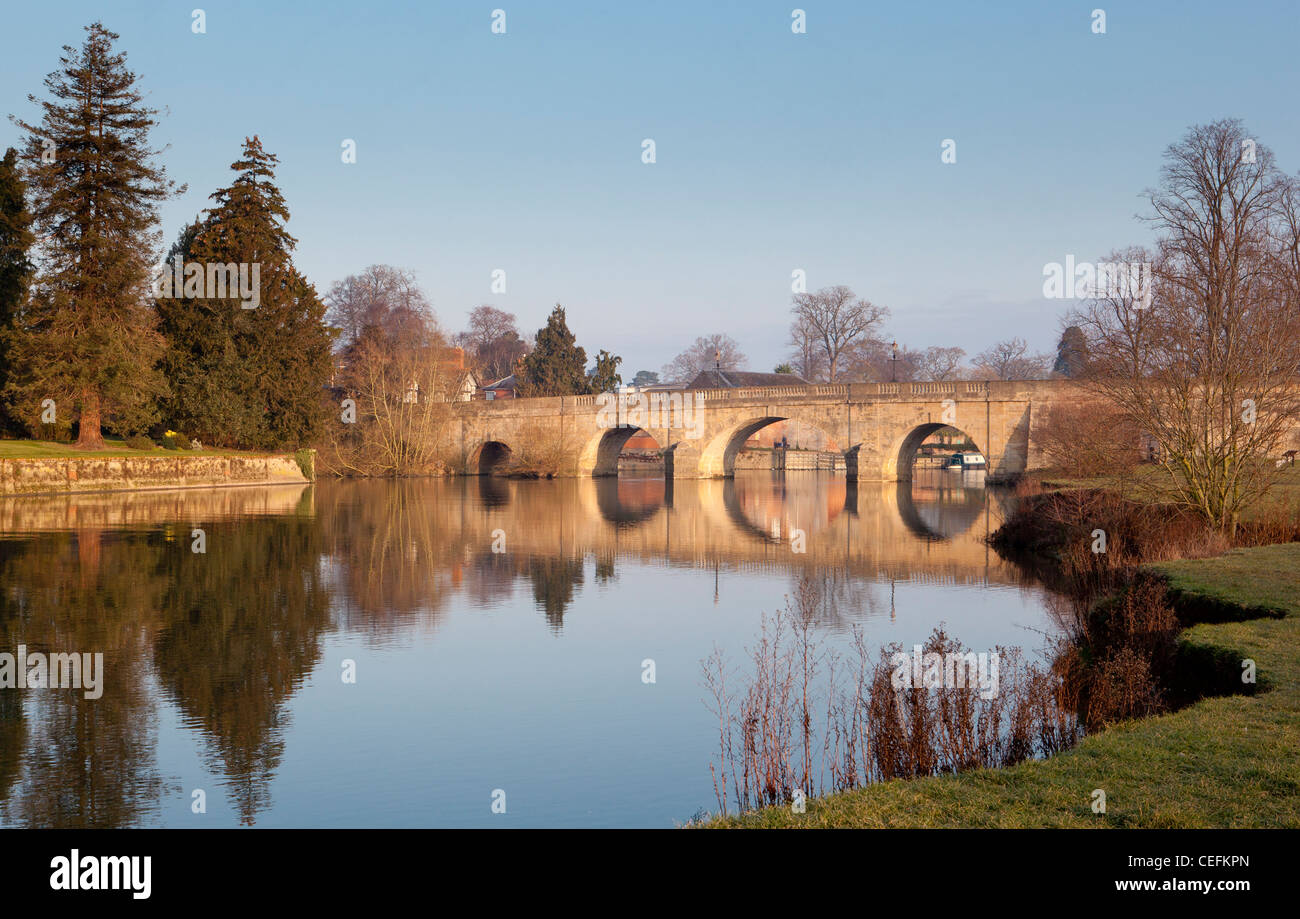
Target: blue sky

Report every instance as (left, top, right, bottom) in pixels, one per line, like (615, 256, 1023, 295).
(4, 1, 1298, 376)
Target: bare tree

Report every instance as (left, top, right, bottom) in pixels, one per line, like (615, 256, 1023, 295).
(1035, 398, 1142, 477)
(1069, 120, 1300, 533)
(320, 315, 460, 476)
(790, 286, 889, 382)
(917, 346, 967, 381)
(787, 314, 827, 381)
(663, 333, 747, 382)
(456, 305, 528, 382)
(971, 337, 1051, 380)
(460, 304, 515, 350)
(841, 338, 921, 382)
(325, 265, 433, 349)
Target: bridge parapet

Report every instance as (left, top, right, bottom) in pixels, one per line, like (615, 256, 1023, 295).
(694, 383, 851, 400)
(453, 379, 1069, 416)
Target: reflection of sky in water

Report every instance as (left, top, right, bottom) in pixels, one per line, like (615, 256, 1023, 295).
(0, 472, 1055, 828)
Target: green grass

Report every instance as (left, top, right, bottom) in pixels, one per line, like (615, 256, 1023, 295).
(1158, 543, 1300, 617)
(706, 543, 1300, 828)
(0, 438, 262, 459)
(1038, 464, 1300, 523)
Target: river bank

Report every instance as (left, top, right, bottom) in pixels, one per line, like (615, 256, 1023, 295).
(0, 443, 313, 496)
(704, 504, 1300, 828)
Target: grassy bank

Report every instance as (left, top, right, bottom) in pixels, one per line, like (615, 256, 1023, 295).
(706, 542, 1300, 828)
(1039, 463, 1300, 524)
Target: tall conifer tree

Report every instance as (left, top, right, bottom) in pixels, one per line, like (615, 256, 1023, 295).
(9, 22, 178, 447)
(158, 137, 333, 448)
(156, 220, 254, 443)
(519, 305, 589, 396)
(0, 149, 35, 435)
(588, 349, 622, 393)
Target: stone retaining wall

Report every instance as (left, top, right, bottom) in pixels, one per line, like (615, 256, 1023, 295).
(0, 453, 310, 497)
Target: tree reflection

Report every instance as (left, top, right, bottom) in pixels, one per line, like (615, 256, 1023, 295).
(315, 480, 461, 638)
(0, 542, 26, 806)
(527, 556, 585, 632)
(0, 532, 170, 827)
(151, 517, 333, 825)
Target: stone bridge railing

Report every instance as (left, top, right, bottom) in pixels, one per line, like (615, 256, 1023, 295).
(624, 381, 994, 402)
(469, 380, 1036, 415)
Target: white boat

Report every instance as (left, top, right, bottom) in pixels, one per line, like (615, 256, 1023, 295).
(944, 451, 987, 470)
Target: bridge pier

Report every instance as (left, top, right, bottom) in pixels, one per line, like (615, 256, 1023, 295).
(843, 445, 863, 483)
(661, 441, 701, 479)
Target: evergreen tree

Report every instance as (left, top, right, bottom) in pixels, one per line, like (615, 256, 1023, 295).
(155, 220, 255, 444)
(0, 148, 35, 435)
(518, 305, 588, 396)
(158, 137, 334, 448)
(1053, 326, 1087, 378)
(9, 23, 179, 447)
(588, 349, 622, 393)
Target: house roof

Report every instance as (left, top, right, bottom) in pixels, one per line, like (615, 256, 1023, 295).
(481, 374, 518, 390)
(623, 381, 687, 392)
(686, 369, 808, 389)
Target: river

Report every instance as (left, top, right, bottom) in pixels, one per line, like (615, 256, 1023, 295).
(0, 470, 1056, 827)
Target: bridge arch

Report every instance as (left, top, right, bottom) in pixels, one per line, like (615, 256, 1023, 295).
(577, 426, 664, 477)
(698, 415, 845, 477)
(890, 422, 985, 481)
(698, 416, 784, 477)
(470, 440, 513, 475)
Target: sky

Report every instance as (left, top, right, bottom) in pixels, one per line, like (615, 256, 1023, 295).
(3, 1, 1299, 377)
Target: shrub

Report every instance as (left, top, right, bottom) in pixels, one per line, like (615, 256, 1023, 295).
(701, 579, 1080, 816)
(163, 431, 192, 450)
(1036, 399, 1142, 477)
(125, 434, 155, 451)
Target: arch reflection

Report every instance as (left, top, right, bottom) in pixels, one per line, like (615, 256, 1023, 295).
(723, 472, 846, 542)
(595, 476, 664, 527)
(897, 471, 989, 542)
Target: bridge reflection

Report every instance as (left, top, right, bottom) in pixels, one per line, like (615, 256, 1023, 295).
(0, 473, 1021, 590)
(431, 470, 1020, 589)
(592, 469, 994, 548)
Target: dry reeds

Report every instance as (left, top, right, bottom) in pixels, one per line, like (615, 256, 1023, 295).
(701, 576, 1080, 816)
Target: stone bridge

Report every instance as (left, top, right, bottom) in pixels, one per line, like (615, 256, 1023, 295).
(445, 379, 1078, 481)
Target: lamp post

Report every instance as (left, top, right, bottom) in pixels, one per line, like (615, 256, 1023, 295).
(890, 340, 899, 383)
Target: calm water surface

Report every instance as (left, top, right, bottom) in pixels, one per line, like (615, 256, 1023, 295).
(0, 471, 1055, 827)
